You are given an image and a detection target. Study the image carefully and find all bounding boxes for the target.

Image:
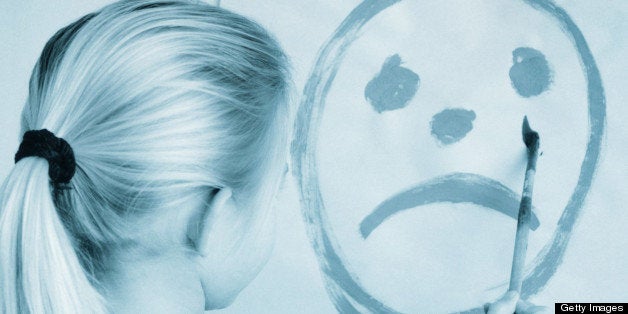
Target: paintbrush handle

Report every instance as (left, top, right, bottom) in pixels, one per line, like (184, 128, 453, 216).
(509, 146, 539, 293)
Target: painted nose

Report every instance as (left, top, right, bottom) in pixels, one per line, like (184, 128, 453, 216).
(430, 108, 476, 145)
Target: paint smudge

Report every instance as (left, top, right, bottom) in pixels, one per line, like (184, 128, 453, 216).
(509, 47, 552, 97)
(430, 108, 476, 145)
(360, 172, 540, 239)
(365, 54, 419, 113)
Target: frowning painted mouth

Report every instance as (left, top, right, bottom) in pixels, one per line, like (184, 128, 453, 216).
(360, 172, 540, 239)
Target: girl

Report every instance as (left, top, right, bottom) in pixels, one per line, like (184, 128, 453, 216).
(0, 0, 290, 313)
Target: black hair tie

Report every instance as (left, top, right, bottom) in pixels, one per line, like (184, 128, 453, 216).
(14, 129, 76, 184)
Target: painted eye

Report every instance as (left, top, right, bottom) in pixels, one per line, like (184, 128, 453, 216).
(365, 54, 420, 113)
(509, 47, 552, 97)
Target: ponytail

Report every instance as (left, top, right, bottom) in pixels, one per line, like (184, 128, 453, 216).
(2, 0, 291, 312)
(0, 159, 107, 313)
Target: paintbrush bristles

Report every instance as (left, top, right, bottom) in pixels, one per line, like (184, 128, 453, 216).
(522, 116, 540, 151)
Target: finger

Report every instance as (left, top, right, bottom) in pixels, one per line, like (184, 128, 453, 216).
(516, 299, 551, 314)
(488, 291, 519, 314)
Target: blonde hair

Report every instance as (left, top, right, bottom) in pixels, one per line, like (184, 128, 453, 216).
(0, 1, 290, 312)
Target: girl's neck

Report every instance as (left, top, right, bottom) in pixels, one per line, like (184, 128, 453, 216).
(99, 248, 205, 313)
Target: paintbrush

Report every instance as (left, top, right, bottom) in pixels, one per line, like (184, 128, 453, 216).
(508, 116, 540, 294)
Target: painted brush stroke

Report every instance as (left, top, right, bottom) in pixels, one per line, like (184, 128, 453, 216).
(359, 172, 540, 239)
(291, 1, 402, 312)
(291, 1, 605, 313)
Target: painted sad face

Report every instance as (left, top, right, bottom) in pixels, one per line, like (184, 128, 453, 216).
(292, 0, 605, 313)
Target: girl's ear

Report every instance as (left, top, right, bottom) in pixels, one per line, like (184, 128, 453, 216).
(189, 187, 276, 310)
(192, 187, 235, 257)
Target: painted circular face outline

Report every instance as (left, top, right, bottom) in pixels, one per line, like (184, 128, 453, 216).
(291, 0, 606, 312)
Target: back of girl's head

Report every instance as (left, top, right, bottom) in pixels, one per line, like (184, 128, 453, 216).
(0, 1, 290, 312)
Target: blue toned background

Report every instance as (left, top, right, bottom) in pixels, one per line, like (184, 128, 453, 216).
(1, 1, 627, 313)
